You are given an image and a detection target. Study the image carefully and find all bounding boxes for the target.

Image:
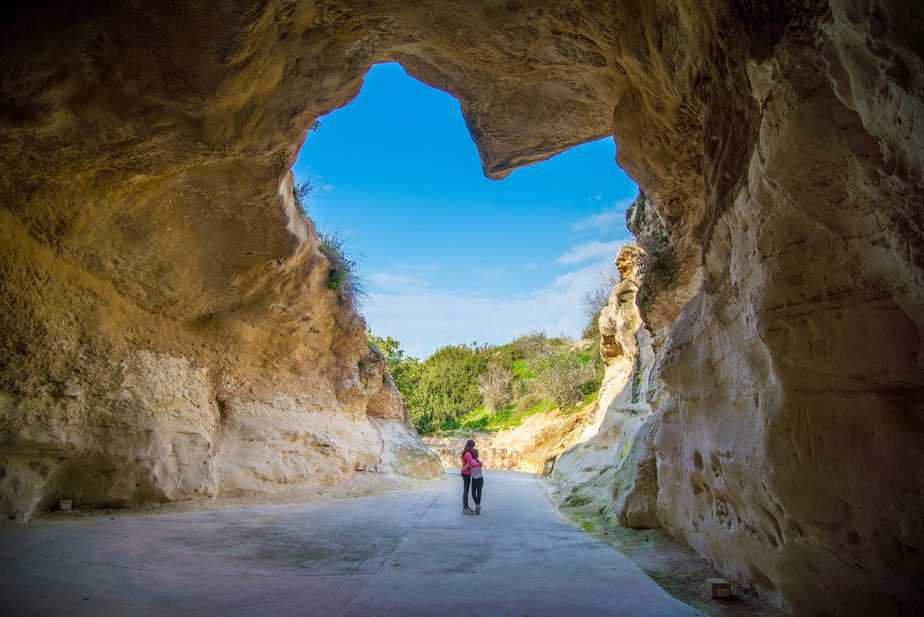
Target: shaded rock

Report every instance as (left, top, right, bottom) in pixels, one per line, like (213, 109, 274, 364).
(1, 3, 923, 615)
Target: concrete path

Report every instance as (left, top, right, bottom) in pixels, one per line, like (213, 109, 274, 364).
(1, 471, 700, 617)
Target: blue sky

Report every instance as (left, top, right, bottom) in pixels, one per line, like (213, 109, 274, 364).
(294, 63, 637, 358)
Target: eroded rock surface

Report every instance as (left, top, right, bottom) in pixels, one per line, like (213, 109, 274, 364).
(425, 399, 600, 475)
(553, 245, 663, 529)
(654, 34, 924, 615)
(2, 2, 923, 615)
(0, 199, 441, 519)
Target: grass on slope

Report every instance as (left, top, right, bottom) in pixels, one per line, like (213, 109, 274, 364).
(437, 398, 557, 434)
(433, 387, 600, 436)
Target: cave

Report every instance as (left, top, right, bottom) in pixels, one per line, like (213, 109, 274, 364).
(1, 2, 923, 616)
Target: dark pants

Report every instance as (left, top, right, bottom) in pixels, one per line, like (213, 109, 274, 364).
(462, 474, 472, 508)
(471, 477, 484, 505)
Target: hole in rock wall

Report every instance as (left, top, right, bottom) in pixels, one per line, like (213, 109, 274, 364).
(4, 5, 923, 615)
(293, 63, 638, 359)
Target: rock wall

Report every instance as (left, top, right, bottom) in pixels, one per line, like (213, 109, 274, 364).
(557, 10, 924, 613)
(1, 2, 923, 614)
(0, 179, 441, 520)
(425, 399, 600, 475)
(653, 28, 924, 615)
(553, 244, 664, 529)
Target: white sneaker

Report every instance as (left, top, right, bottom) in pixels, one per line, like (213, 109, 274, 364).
(463, 507, 475, 515)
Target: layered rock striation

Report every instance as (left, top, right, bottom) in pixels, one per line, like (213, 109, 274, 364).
(1, 2, 922, 614)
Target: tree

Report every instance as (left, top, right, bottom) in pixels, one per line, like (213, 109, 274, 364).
(536, 350, 592, 408)
(368, 335, 490, 433)
(510, 331, 555, 366)
(580, 267, 619, 340)
(478, 363, 513, 414)
(582, 286, 611, 320)
(367, 332, 420, 404)
(411, 344, 487, 431)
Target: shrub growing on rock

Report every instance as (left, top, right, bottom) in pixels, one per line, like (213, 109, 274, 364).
(318, 231, 364, 304)
(294, 179, 312, 215)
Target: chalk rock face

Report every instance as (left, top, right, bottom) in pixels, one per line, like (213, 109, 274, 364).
(425, 400, 599, 475)
(1, 2, 923, 615)
(653, 34, 924, 615)
(553, 245, 661, 529)
(0, 196, 441, 520)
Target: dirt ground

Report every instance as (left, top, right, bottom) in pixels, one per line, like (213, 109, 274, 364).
(541, 478, 785, 617)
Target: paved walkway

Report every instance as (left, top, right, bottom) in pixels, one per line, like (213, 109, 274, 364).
(1, 471, 700, 616)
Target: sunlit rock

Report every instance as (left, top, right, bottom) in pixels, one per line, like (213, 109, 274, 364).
(1, 3, 922, 615)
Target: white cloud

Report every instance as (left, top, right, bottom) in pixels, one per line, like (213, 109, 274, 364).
(571, 197, 634, 231)
(362, 260, 613, 358)
(556, 240, 626, 265)
(367, 271, 427, 290)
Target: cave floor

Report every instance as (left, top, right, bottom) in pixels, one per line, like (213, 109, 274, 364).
(1, 471, 700, 616)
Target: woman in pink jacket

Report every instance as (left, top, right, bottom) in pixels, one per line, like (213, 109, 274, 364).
(460, 439, 476, 515)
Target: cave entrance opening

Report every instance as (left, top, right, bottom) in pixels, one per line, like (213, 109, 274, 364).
(291, 62, 639, 435)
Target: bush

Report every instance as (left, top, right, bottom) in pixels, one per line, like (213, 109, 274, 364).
(318, 231, 364, 305)
(408, 344, 488, 432)
(581, 309, 603, 341)
(510, 332, 558, 367)
(368, 333, 420, 402)
(292, 168, 365, 306)
(536, 349, 593, 409)
(580, 268, 618, 341)
(370, 328, 604, 435)
(478, 363, 513, 414)
(294, 179, 312, 215)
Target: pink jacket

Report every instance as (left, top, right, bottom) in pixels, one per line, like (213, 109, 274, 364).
(461, 451, 474, 476)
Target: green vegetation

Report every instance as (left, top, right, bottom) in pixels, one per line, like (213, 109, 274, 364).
(367, 334, 420, 397)
(317, 231, 364, 303)
(367, 330, 604, 435)
(293, 161, 365, 305)
(408, 344, 488, 433)
(451, 398, 557, 433)
(511, 359, 533, 380)
(294, 179, 312, 215)
(563, 492, 593, 508)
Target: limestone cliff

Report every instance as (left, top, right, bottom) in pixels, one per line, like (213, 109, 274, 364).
(1, 2, 922, 615)
(425, 399, 600, 475)
(553, 243, 664, 529)
(0, 175, 441, 520)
